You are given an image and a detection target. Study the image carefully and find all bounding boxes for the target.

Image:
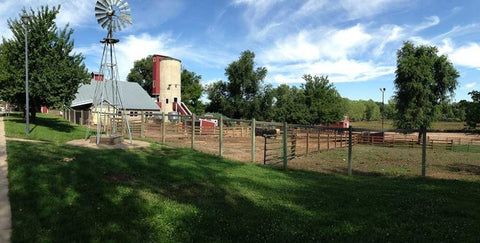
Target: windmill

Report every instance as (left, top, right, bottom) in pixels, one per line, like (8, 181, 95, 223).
(87, 0, 133, 144)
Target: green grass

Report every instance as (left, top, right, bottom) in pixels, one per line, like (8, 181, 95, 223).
(292, 145, 480, 180)
(350, 119, 472, 131)
(4, 113, 87, 143)
(5, 113, 480, 241)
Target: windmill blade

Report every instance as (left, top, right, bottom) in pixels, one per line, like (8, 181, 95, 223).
(119, 2, 129, 10)
(118, 0, 128, 8)
(120, 14, 132, 25)
(116, 21, 122, 32)
(101, 19, 110, 29)
(119, 7, 131, 14)
(112, 20, 117, 32)
(95, 6, 107, 13)
(96, 0, 108, 10)
(120, 21, 126, 29)
(97, 15, 109, 25)
(95, 12, 107, 19)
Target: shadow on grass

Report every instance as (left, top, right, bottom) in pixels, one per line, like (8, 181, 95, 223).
(436, 163, 480, 176)
(6, 141, 480, 242)
(6, 113, 76, 133)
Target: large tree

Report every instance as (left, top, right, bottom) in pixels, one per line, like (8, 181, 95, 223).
(393, 41, 459, 135)
(302, 74, 345, 125)
(0, 6, 90, 121)
(181, 68, 204, 114)
(464, 90, 480, 128)
(224, 50, 267, 119)
(207, 50, 267, 119)
(127, 55, 153, 96)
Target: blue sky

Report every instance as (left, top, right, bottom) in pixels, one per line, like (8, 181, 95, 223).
(2, 0, 480, 103)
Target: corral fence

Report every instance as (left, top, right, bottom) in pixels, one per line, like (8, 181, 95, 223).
(61, 109, 478, 176)
(355, 129, 480, 152)
(61, 109, 355, 171)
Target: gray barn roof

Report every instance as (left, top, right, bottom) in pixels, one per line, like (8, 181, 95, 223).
(71, 80, 160, 111)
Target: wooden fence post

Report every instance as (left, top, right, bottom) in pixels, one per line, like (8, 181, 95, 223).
(140, 111, 145, 138)
(348, 126, 353, 176)
(80, 110, 84, 126)
(422, 128, 427, 177)
(162, 112, 166, 144)
(327, 134, 330, 150)
(191, 114, 195, 150)
(219, 116, 223, 157)
(306, 131, 309, 155)
(251, 118, 256, 162)
(283, 122, 288, 170)
(317, 131, 320, 152)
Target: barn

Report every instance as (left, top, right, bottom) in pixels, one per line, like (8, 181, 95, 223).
(71, 74, 160, 125)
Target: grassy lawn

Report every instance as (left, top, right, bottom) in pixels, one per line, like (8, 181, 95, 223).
(5, 114, 480, 241)
(291, 145, 480, 180)
(4, 113, 86, 143)
(350, 119, 473, 131)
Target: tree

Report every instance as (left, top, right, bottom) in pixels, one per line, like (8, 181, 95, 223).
(345, 99, 366, 121)
(302, 74, 345, 125)
(206, 80, 230, 116)
(127, 55, 153, 96)
(224, 50, 267, 119)
(364, 100, 380, 121)
(393, 41, 459, 136)
(0, 6, 90, 121)
(465, 90, 480, 128)
(181, 68, 204, 114)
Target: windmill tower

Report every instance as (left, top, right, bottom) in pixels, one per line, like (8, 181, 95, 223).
(88, 0, 133, 144)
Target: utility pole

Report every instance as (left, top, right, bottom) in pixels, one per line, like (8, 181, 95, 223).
(22, 15, 30, 135)
(380, 88, 386, 132)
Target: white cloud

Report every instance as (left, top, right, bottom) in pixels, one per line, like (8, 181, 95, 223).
(374, 25, 403, 56)
(413, 16, 440, 32)
(0, 1, 94, 40)
(448, 43, 480, 70)
(293, 0, 329, 18)
(465, 82, 477, 89)
(260, 24, 371, 63)
(339, 0, 408, 19)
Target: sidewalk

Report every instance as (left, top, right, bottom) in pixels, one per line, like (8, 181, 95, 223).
(0, 116, 11, 242)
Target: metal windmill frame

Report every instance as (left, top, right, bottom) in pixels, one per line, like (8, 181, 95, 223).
(86, 0, 133, 144)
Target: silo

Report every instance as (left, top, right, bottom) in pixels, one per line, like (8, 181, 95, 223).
(152, 55, 181, 115)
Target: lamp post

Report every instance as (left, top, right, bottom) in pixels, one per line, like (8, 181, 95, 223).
(22, 15, 30, 135)
(379, 88, 386, 132)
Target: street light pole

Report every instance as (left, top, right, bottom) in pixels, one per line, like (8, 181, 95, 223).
(379, 88, 386, 132)
(22, 15, 30, 135)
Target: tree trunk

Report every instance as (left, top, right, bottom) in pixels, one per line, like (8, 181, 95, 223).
(30, 110, 37, 123)
(417, 127, 424, 144)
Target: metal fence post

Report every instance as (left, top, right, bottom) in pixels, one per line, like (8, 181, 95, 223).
(219, 116, 223, 157)
(251, 118, 256, 162)
(162, 112, 166, 144)
(191, 114, 195, 150)
(283, 122, 288, 170)
(348, 126, 353, 176)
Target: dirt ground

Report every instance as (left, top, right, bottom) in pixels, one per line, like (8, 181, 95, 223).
(66, 138, 151, 149)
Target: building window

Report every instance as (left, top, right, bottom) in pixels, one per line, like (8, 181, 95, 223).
(174, 97, 178, 103)
(166, 98, 169, 104)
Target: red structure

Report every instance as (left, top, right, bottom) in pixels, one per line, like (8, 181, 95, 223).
(152, 55, 163, 96)
(91, 72, 104, 81)
(324, 116, 350, 128)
